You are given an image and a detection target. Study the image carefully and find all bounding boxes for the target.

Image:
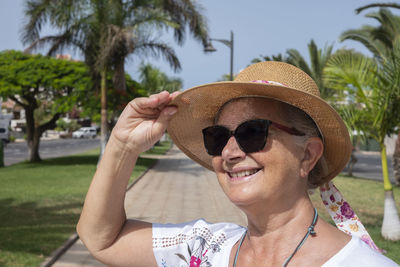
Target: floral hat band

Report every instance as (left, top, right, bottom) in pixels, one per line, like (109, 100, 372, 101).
(320, 182, 382, 253)
(251, 80, 288, 87)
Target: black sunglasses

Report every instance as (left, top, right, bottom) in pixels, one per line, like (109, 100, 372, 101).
(202, 119, 305, 156)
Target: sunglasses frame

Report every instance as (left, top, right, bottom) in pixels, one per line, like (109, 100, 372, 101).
(202, 119, 305, 156)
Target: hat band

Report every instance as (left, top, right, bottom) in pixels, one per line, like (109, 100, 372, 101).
(320, 181, 382, 253)
(251, 80, 288, 87)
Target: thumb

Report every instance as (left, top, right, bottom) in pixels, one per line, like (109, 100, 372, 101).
(152, 106, 177, 134)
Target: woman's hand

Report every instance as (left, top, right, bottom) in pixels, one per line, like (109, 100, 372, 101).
(111, 91, 180, 154)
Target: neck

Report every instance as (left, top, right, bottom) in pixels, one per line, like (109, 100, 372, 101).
(239, 195, 316, 258)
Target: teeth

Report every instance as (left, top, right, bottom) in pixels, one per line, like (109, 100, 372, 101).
(229, 169, 259, 178)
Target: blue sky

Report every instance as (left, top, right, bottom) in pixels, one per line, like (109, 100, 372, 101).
(0, 0, 396, 89)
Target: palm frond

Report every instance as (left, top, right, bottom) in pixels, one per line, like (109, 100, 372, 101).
(286, 49, 312, 76)
(340, 27, 383, 57)
(135, 40, 181, 71)
(356, 2, 400, 14)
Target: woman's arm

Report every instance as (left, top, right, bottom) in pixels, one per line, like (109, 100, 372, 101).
(76, 91, 179, 266)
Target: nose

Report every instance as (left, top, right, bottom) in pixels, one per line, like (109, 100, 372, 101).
(221, 136, 246, 162)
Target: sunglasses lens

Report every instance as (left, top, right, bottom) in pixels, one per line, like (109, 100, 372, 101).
(236, 120, 269, 153)
(202, 126, 230, 156)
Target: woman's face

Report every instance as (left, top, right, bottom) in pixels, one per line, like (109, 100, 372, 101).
(211, 98, 307, 207)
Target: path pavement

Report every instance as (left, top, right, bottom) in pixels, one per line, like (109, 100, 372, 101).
(49, 146, 247, 267)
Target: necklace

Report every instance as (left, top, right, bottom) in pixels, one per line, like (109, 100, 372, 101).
(233, 208, 318, 267)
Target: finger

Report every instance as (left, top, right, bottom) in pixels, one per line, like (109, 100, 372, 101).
(135, 91, 171, 111)
(157, 91, 181, 112)
(148, 91, 177, 112)
(149, 91, 171, 107)
(169, 91, 181, 101)
(151, 106, 178, 134)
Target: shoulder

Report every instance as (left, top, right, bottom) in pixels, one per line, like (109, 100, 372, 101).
(152, 219, 246, 266)
(322, 236, 399, 267)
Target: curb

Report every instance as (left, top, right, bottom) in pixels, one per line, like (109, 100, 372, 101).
(40, 151, 164, 266)
(41, 233, 80, 267)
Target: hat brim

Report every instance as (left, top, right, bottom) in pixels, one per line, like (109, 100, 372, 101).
(167, 81, 351, 184)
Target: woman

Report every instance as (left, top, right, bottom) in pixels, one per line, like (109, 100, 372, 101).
(77, 62, 398, 266)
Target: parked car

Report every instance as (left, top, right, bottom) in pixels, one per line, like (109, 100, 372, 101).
(0, 122, 10, 144)
(72, 127, 97, 139)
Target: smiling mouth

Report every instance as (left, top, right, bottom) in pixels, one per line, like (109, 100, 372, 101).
(228, 168, 261, 179)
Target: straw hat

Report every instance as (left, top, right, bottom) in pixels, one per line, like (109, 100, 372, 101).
(167, 61, 351, 184)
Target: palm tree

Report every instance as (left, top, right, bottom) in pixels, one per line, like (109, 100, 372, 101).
(21, 0, 209, 155)
(138, 62, 182, 94)
(325, 48, 400, 240)
(342, 7, 400, 186)
(335, 104, 367, 176)
(339, 7, 400, 240)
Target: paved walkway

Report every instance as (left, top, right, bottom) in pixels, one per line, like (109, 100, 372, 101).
(51, 146, 247, 266)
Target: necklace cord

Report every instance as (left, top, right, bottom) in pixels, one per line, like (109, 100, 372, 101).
(282, 208, 318, 267)
(233, 208, 318, 267)
(233, 228, 247, 267)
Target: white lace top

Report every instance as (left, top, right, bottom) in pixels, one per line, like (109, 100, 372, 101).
(152, 219, 399, 267)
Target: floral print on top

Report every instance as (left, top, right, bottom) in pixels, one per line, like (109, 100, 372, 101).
(320, 181, 382, 253)
(152, 219, 245, 267)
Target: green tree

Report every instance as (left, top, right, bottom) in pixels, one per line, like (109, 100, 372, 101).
(22, 0, 209, 155)
(335, 103, 368, 176)
(138, 63, 182, 94)
(339, 7, 400, 240)
(79, 73, 146, 130)
(0, 50, 91, 162)
(345, 5, 400, 187)
(56, 118, 80, 133)
(251, 40, 335, 100)
(341, 8, 400, 59)
(325, 48, 400, 240)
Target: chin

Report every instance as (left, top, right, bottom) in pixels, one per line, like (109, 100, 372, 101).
(222, 185, 262, 207)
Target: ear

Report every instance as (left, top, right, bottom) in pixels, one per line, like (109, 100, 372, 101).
(299, 137, 324, 178)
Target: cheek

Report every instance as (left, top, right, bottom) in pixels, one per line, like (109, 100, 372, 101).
(211, 157, 223, 173)
(257, 140, 302, 176)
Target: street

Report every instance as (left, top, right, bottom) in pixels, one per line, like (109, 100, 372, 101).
(342, 152, 394, 182)
(3, 138, 100, 166)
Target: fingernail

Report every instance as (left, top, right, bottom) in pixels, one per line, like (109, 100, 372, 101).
(165, 108, 177, 115)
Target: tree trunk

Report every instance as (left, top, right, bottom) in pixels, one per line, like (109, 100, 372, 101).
(380, 145, 400, 240)
(99, 68, 108, 159)
(381, 145, 393, 191)
(393, 131, 400, 185)
(112, 57, 126, 92)
(347, 149, 357, 176)
(29, 130, 42, 162)
(382, 190, 400, 240)
(25, 106, 39, 162)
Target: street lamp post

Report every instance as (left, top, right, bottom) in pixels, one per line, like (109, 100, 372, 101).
(204, 31, 234, 81)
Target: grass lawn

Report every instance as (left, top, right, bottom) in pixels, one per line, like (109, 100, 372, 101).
(0, 141, 171, 267)
(310, 176, 400, 264)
